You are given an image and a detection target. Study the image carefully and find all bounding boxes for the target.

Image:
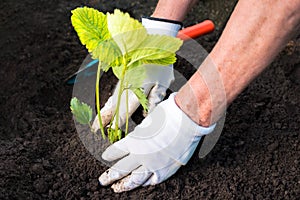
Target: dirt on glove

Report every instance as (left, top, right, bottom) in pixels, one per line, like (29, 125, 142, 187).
(0, 0, 299, 199)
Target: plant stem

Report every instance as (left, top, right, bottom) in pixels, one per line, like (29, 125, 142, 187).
(95, 62, 105, 139)
(125, 84, 129, 136)
(114, 56, 128, 137)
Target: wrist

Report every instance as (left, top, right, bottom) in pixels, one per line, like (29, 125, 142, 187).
(175, 57, 227, 127)
(175, 74, 213, 127)
(166, 93, 216, 136)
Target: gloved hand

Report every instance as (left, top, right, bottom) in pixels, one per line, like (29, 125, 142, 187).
(92, 17, 182, 130)
(98, 93, 216, 192)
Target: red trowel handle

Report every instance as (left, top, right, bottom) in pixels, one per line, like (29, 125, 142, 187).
(177, 20, 215, 41)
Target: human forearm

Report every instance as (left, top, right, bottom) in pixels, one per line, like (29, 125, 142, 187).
(152, 0, 198, 21)
(176, 0, 300, 126)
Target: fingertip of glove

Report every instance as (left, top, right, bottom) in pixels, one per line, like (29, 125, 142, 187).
(111, 182, 125, 193)
(98, 171, 109, 186)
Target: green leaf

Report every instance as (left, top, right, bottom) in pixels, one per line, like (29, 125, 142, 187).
(107, 9, 147, 54)
(143, 56, 177, 66)
(124, 66, 146, 89)
(71, 7, 111, 52)
(92, 39, 122, 69)
(70, 97, 92, 125)
(128, 34, 183, 67)
(132, 88, 148, 111)
(112, 65, 124, 80)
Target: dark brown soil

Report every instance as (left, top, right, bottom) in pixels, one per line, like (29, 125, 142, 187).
(0, 0, 299, 199)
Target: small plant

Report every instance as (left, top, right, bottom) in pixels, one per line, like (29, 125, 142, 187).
(70, 7, 183, 143)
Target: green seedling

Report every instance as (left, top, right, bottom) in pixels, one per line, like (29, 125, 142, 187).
(70, 7, 182, 143)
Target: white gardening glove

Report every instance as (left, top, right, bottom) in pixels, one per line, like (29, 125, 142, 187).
(98, 93, 216, 192)
(92, 17, 182, 130)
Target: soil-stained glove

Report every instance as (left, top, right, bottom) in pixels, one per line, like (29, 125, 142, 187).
(92, 17, 182, 130)
(98, 93, 216, 192)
